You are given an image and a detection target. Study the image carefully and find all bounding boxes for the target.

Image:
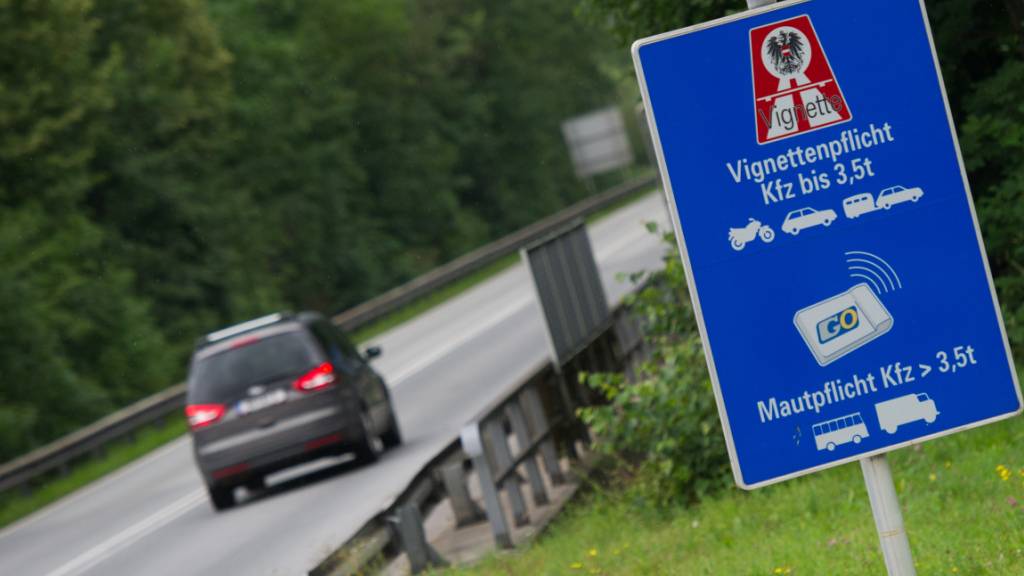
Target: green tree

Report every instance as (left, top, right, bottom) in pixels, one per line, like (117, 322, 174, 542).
(87, 0, 275, 353)
(0, 0, 173, 459)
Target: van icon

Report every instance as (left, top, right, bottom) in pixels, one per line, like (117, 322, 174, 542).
(875, 393, 939, 434)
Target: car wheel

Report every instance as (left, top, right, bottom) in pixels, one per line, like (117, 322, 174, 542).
(244, 476, 265, 493)
(382, 409, 402, 449)
(853, 435, 862, 444)
(823, 219, 833, 226)
(826, 442, 836, 452)
(883, 203, 892, 210)
(354, 410, 385, 464)
(208, 484, 235, 511)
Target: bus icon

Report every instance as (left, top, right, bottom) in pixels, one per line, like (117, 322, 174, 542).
(812, 412, 870, 451)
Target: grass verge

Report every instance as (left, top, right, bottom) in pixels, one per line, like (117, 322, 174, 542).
(437, 412, 1024, 575)
(0, 415, 187, 530)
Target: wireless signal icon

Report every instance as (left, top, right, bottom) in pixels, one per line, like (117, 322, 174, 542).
(845, 251, 902, 294)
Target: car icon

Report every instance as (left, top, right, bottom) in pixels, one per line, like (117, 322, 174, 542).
(876, 185, 924, 210)
(842, 192, 877, 219)
(781, 207, 838, 235)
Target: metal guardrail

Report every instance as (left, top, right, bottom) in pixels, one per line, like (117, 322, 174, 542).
(311, 305, 649, 575)
(0, 172, 657, 498)
(0, 384, 186, 495)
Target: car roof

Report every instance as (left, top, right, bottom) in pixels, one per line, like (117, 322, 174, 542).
(194, 322, 307, 360)
(195, 311, 325, 350)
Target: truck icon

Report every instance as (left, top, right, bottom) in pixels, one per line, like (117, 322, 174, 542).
(875, 393, 939, 434)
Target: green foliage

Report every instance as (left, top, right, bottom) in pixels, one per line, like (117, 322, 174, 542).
(579, 229, 731, 504)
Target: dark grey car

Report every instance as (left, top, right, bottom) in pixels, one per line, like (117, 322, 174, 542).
(185, 312, 400, 511)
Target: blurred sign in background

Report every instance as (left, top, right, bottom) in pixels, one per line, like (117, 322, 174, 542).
(561, 107, 634, 180)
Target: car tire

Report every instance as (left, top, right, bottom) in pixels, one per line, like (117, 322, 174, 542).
(883, 204, 892, 210)
(823, 219, 833, 226)
(208, 484, 235, 511)
(354, 410, 385, 464)
(382, 409, 402, 449)
(244, 476, 265, 493)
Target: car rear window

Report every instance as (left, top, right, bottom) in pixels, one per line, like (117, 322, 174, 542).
(188, 331, 319, 403)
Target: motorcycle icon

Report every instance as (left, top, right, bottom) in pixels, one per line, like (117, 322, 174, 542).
(729, 218, 775, 251)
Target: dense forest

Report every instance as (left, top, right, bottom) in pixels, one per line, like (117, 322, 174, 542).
(0, 0, 622, 460)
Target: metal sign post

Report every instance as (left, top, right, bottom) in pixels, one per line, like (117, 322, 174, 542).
(861, 454, 916, 575)
(634, 0, 1022, 573)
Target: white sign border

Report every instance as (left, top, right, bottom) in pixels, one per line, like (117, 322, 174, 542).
(632, 0, 1023, 489)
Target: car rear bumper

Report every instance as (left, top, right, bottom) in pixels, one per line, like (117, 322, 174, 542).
(193, 406, 364, 486)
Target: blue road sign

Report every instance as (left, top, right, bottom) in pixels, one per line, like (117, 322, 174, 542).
(634, 0, 1022, 488)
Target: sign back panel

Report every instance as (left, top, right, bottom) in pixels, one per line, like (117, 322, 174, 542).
(633, 0, 1021, 488)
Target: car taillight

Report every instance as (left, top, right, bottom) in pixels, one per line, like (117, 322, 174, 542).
(185, 404, 225, 429)
(293, 362, 336, 392)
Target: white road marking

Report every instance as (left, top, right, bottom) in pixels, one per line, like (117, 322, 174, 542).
(384, 294, 534, 385)
(43, 489, 205, 576)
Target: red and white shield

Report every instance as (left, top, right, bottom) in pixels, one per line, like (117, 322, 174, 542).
(750, 15, 852, 144)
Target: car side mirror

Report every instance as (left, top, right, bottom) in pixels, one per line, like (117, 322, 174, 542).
(364, 346, 382, 359)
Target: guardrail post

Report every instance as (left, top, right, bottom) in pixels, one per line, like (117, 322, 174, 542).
(390, 503, 448, 574)
(483, 418, 530, 527)
(523, 386, 565, 485)
(439, 461, 485, 527)
(460, 424, 513, 549)
(506, 398, 549, 506)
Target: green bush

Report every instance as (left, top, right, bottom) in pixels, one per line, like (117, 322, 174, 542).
(579, 225, 731, 504)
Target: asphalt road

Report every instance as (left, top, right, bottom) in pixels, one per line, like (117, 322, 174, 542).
(0, 191, 670, 576)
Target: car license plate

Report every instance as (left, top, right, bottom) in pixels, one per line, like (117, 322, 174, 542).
(237, 389, 287, 415)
